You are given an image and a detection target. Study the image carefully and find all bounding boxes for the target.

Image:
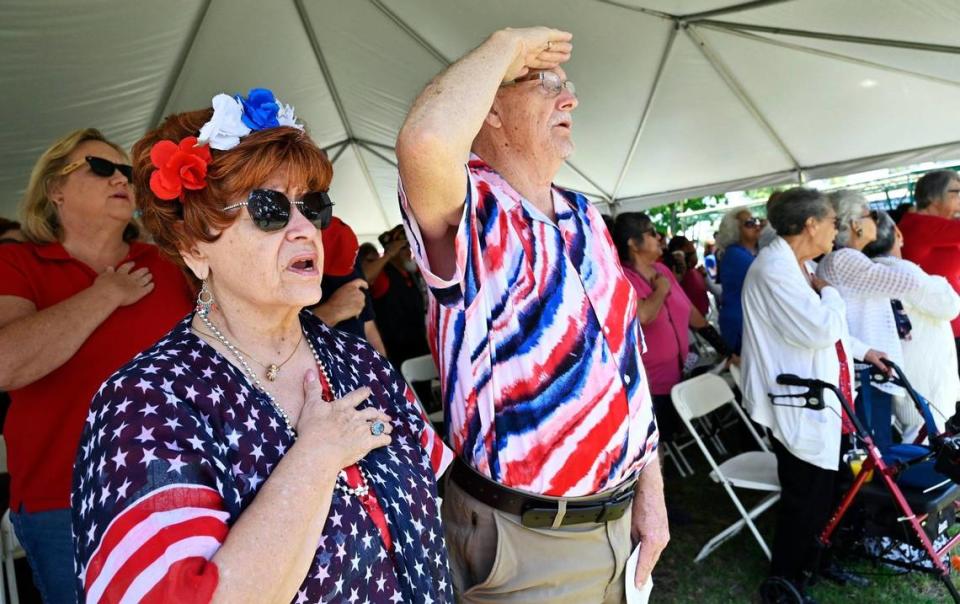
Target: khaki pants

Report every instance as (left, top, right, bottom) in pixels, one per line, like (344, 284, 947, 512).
(442, 476, 633, 603)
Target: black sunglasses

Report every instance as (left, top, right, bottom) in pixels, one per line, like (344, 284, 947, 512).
(742, 217, 763, 228)
(61, 156, 133, 181)
(223, 189, 334, 232)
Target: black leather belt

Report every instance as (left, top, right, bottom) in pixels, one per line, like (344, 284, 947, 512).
(450, 457, 636, 528)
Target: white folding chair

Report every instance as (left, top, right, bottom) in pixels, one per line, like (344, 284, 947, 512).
(671, 373, 780, 562)
(0, 437, 23, 604)
(399, 354, 443, 425)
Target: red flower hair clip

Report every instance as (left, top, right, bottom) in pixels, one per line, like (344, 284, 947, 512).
(148, 136, 212, 201)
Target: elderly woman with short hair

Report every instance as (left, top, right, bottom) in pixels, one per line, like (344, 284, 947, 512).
(816, 190, 922, 450)
(863, 211, 960, 440)
(740, 187, 851, 599)
(715, 207, 764, 353)
(899, 170, 960, 379)
(71, 90, 453, 603)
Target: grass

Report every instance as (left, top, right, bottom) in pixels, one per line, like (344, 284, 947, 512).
(650, 442, 957, 603)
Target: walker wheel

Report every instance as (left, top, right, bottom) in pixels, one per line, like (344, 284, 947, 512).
(759, 576, 804, 604)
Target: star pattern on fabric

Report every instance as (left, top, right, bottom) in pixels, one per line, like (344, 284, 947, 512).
(72, 313, 453, 603)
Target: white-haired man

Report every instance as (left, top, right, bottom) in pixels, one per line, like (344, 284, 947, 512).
(396, 27, 668, 602)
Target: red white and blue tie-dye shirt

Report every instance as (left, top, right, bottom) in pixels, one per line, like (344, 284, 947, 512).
(399, 155, 659, 497)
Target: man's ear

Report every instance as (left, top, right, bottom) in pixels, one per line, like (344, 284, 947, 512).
(484, 98, 503, 129)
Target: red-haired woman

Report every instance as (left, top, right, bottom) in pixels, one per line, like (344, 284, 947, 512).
(71, 90, 453, 604)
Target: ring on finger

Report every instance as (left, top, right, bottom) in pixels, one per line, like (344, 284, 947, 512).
(370, 420, 386, 436)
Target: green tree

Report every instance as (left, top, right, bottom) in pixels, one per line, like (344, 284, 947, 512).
(645, 195, 727, 233)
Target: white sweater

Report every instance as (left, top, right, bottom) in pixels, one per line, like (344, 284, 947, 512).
(742, 237, 853, 470)
(816, 247, 921, 397)
(876, 256, 960, 431)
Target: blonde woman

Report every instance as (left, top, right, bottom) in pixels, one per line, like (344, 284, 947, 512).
(0, 129, 191, 601)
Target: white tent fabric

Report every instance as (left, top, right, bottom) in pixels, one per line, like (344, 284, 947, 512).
(3, 0, 960, 240)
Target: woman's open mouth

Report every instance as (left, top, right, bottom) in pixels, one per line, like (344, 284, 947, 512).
(287, 254, 319, 276)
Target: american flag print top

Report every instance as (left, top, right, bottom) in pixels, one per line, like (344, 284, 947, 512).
(72, 312, 454, 603)
(399, 155, 659, 497)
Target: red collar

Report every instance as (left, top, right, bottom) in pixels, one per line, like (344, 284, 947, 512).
(33, 241, 150, 263)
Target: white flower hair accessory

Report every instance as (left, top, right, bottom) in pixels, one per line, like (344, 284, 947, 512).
(196, 88, 304, 151)
(197, 94, 251, 150)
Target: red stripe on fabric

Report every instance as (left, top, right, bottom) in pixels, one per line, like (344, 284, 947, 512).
(499, 376, 608, 490)
(547, 388, 626, 494)
(343, 466, 393, 551)
(602, 277, 633, 354)
(100, 515, 228, 603)
(139, 557, 219, 604)
(319, 370, 393, 552)
(85, 486, 224, 592)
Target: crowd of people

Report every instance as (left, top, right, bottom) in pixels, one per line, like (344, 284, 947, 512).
(0, 22, 958, 604)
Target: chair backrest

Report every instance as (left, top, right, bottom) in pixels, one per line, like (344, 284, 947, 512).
(400, 354, 438, 384)
(672, 372, 769, 453)
(672, 373, 736, 421)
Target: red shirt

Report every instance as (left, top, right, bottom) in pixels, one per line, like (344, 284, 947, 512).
(680, 267, 710, 316)
(899, 212, 960, 336)
(0, 241, 193, 512)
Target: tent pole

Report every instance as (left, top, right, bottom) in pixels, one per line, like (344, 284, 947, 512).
(685, 25, 801, 172)
(591, 0, 674, 20)
(611, 22, 678, 200)
(683, 0, 796, 22)
(367, 0, 449, 64)
(356, 141, 398, 168)
(295, 0, 390, 229)
(700, 24, 960, 89)
(329, 142, 351, 165)
(149, 0, 214, 128)
(701, 21, 960, 55)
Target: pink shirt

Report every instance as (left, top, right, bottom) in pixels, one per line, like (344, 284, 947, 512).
(623, 263, 692, 395)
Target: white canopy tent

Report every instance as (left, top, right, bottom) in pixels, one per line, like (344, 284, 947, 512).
(3, 0, 960, 241)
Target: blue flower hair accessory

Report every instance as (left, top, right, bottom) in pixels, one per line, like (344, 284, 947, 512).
(197, 88, 303, 150)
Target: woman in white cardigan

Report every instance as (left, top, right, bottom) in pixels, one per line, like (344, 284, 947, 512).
(741, 187, 852, 599)
(816, 190, 921, 451)
(863, 210, 960, 439)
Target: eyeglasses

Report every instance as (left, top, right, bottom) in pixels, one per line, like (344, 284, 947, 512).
(61, 156, 133, 181)
(501, 71, 576, 97)
(223, 189, 334, 232)
(742, 217, 763, 228)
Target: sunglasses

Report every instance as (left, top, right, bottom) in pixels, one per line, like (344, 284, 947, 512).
(223, 189, 334, 232)
(501, 71, 576, 97)
(61, 156, 133, 181)
(742, 217, 763, 228)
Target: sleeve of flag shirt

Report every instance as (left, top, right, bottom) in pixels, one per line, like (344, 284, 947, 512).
(401, 382, 454, 479)
(73, 363, 232, 604)
(397, 165, 481, 309)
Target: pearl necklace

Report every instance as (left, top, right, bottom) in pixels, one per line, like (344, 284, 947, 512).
(196, 311, 371, 498)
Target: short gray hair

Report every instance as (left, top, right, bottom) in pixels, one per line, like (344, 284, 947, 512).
(828, 189, 869, 248)
(862, 210, 896, 258)
(767, 187, 831, 237)
(715, 208, 748, 257)
(915, 170, 960, 210)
